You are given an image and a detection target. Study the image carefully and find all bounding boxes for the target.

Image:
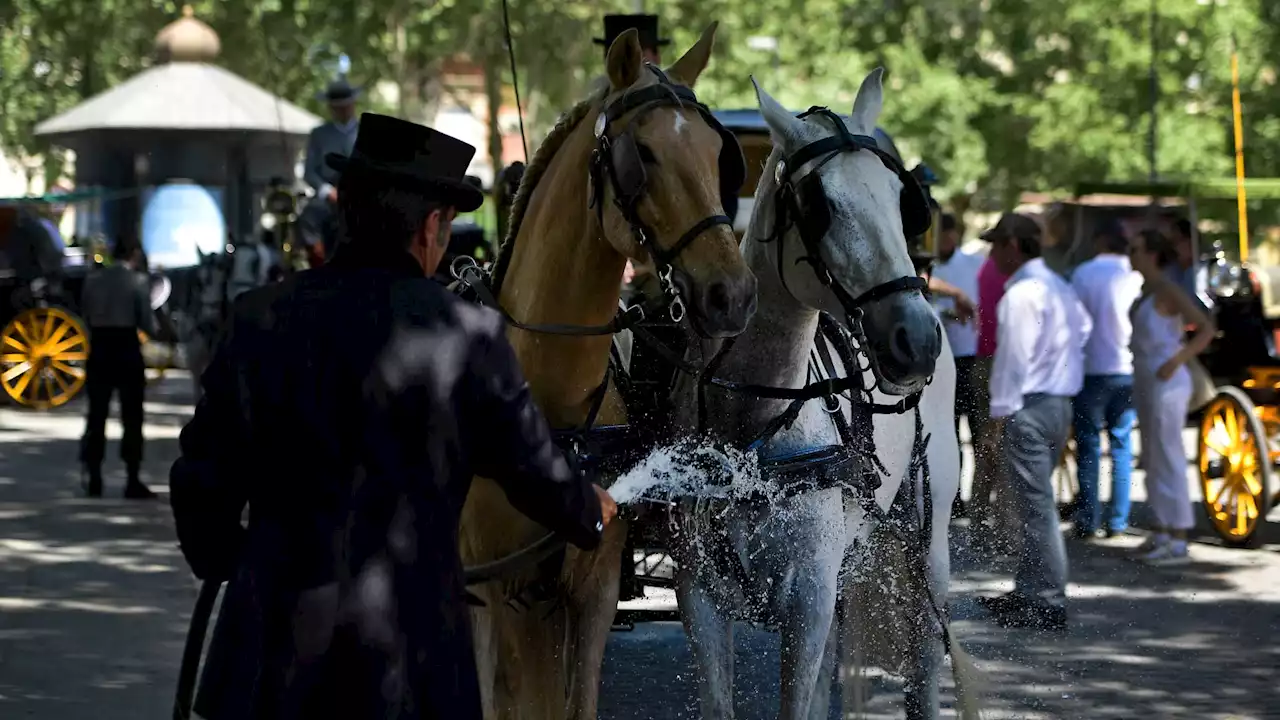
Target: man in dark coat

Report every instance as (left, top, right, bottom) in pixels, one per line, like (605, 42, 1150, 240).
(170, 113, 616, 720)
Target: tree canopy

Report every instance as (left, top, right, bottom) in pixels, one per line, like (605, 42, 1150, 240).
(2, 0, 1276, 213)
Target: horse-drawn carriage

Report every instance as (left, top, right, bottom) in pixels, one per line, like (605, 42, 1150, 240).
(1055, 180, 1280, 547)
(0, 200, 93, 409)
(614, 108, 944, 618)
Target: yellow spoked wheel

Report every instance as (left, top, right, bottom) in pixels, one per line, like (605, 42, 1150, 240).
(0, 307, 90, 409)
(1199, 387, 1274, 548)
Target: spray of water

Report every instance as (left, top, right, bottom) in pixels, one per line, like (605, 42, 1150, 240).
(609, 438, 766, 505)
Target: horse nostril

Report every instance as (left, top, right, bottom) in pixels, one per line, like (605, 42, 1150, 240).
(704, 280, 733, 316)
(890, 325, 916, 366)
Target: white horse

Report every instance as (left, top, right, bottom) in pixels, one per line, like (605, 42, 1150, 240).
(668, 70, 975, 719)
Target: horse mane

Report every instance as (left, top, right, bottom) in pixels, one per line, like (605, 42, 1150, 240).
(489, 85, 607, 294)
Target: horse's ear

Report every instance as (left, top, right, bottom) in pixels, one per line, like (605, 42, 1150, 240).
(851, 67, 885, 134)
(666, 21, 717, 88)
(606, 29, 644, 90)
(752, 76, 802, 145)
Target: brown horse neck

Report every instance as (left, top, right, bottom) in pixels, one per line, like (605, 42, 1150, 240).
(498, 114, 627, 426)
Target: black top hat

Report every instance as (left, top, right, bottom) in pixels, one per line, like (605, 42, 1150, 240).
(594, 14, 670, 52)
(317, 77, 362, 104)
(326, 113, 484, 212)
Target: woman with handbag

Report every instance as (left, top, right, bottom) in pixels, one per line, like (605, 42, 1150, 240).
(1128, 229, 1216, 564)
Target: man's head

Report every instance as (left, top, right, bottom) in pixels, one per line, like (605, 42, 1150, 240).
(982, 212, 1042, 276)
(1094, 217, 1129, 256)
(318, 78, 361, 124)
(337, 181, 456, 274)
(1173, 217, 1195, 268)
(328, 114, 482, 275)
(596, 15, 669, 65)
(938, 212, 960, 259)
(111, 238, 143, 268)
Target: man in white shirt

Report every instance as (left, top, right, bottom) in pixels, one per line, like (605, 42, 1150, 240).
(929, 213, 985, 516)
(978, 213, 1091, 631)
(1069, 219, 1144, 539)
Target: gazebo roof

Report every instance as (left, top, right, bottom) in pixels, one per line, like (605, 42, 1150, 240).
(35, 6, 320, 141)
(36, 63, 321, 139)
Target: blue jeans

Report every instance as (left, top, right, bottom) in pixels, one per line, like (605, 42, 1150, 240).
(1072, 374, 1137, 533)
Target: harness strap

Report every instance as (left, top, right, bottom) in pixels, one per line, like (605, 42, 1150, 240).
(458, 265, 660, 337)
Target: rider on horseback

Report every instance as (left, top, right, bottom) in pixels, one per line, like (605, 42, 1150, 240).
(300, 75, 361, 263)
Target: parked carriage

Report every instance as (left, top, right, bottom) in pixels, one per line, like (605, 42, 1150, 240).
(1060, 180, 1280, 547)
(0, 200, 94, 409)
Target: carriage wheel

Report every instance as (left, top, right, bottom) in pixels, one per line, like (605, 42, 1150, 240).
(1199, 387, 1274, 548)
(1, 307, 90, 409)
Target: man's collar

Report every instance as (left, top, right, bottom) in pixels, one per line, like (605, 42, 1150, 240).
(1005, 257, 1046, 289)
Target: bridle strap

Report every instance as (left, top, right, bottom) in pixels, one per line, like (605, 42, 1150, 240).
(652, 214, 734, 268)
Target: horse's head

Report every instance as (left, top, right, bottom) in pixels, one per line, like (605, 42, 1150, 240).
(593, 24, 757, 338)
(750, 70, 941, 395)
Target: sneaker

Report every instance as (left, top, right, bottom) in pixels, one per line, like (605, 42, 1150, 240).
(1135, 533, 1171, 554)
(1141, 542, 1190, 566)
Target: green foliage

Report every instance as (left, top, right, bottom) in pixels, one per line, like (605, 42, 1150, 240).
(2, 0, 1277, 213)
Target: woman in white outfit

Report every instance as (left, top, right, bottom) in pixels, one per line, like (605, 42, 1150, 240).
(1128, 229, 1215, 565)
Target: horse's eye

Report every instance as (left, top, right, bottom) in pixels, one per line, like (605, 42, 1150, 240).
(636, 143, 658, 165)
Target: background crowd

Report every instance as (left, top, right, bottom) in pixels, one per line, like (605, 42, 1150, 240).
(931, 210, 1215, 632)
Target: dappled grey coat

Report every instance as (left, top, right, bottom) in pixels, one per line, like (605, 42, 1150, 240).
(169, 243, 603, 720)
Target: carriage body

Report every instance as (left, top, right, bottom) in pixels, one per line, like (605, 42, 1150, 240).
(0, 201, 93, 409)
(1061, 181, 1280, 547)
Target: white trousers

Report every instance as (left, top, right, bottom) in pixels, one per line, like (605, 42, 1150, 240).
(1134, 367, 1194, 530)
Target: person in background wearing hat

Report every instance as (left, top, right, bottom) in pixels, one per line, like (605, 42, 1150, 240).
(80, 239, 158, 499)
(300, 76, 362, 262)
(169, 113, 616, 720)
(595, 13, 669, 65)
(977, 212, 1091, 631)
(1069, 218, 1143, 540)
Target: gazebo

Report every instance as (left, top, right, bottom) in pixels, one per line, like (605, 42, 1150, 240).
(34, 6, 320, 266)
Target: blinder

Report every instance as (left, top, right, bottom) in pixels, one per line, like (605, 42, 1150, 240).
(591, 65, 746, 273)
(776, 106, 932, 245)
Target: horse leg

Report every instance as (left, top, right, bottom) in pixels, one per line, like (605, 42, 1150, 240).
(675, 563, 735, 719)
(806, 604, 840, 720)
(901, 592, 943, 720)
(563, 519, 627, 720)
(777, 490, 844, 720)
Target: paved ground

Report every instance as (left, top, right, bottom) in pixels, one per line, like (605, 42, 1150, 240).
(1, 373, 1278, 718)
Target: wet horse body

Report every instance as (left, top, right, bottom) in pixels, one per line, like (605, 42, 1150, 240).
(670, 72, 963, 719)
(458, 26, 756, 720)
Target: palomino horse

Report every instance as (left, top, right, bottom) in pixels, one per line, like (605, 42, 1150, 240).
(458, 25, 757, 720)
(670, 70, 950, 719)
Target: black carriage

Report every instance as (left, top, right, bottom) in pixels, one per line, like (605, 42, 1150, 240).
(0, 199, 94, 409)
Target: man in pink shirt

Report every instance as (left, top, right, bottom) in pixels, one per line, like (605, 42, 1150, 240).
(968, 232, 1011, 532)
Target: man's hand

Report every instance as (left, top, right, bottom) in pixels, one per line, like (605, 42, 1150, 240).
(594, 484, 618, 528)
(1156, 359, 1179, 382)
(327, 187, 339, 203)
(953, 294, 977, 325)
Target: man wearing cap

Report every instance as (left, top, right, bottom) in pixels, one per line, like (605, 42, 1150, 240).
(300, 77, 362, 262)
(977, 212, 1091, 631)
(169, 113, 617, 720)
